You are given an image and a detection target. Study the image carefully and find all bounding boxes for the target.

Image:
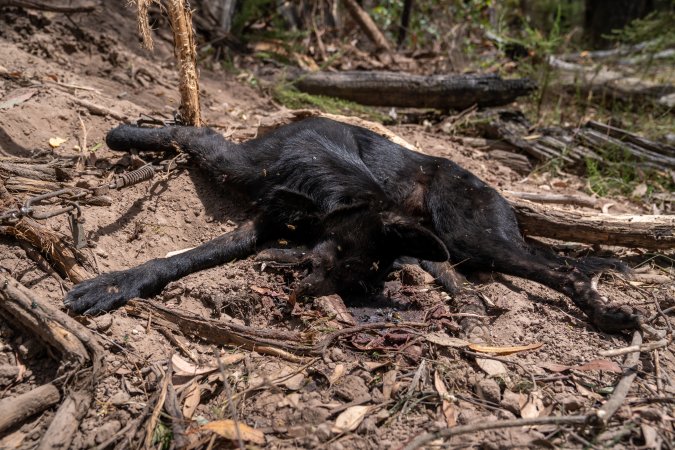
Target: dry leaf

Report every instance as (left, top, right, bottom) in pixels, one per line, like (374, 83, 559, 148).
(333, 405, 370, 432)
(329, 363, 346, 385)
(202, 420, 265, 445)
(182, 382, 201, 419)
(475, 358, 508, 376)
(172, 354, 217, 376)
(382, 370, 397, 400)
(539, 362, 572, 373)
(574, 359, 622, 373)
(434, 371, 457, 426)
(362, 361, 389, 371)
(540, 359, 621, 374)
(48, 137, 67, 148)
(469, 342, 543, 355)
(519, 390, 544, 419)
(0, 89, 36, 109)
(425, 332, 468, 348)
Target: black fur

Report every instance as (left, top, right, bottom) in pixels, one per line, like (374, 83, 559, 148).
(64, 118, 639, 332)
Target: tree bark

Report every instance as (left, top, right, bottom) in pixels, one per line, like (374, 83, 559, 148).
(294, 71, 536, 109)
(511, 200, 675, 250)
(166, 0, 203, 126)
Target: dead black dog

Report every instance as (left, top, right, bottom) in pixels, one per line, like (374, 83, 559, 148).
(64, 118, 639, 332)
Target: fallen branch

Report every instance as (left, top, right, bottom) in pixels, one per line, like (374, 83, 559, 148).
(596, 331, 642, 425)
(0, 383, 61, 434)
(126, 300, 315, 359)
(512, 200, 675, 250)
(503, 191, 598, 208)
(69, 97, 128, 122)
(599, 338, 668, 357)
(342, 0, 392, 52)
(294, 71, 536, 109)
(0, 273, 104, 448)
(402, 415, 589, 450)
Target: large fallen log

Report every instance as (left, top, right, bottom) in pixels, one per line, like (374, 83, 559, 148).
(294, 71, 536, 109)
(512, 200, 675, 250)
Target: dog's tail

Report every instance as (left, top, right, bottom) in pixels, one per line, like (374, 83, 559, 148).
(106, 125, 236, 176)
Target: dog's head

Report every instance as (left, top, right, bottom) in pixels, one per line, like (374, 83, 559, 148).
(290, 203, 448, 301)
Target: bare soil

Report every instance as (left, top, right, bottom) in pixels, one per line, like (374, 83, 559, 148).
(0, 4, 673, 449)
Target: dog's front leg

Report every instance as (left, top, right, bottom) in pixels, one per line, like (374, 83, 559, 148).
(65, 222, 259, 315)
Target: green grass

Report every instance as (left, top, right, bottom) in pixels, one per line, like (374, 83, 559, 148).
(272, 84, 388, 122)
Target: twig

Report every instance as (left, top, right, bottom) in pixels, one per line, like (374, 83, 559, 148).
(69, 97, 128, 122)
(143, 365, 170, 449)
(401, 415, 589, 450)
(214, 347, 244, 450)
(599, 338, 668, 357)
(653, 350, 663, 395)
(164, 360, 189, 449)
(503, 190, 598, 208)
(595, 331, 642, 425)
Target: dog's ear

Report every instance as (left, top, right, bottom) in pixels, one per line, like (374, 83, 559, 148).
(382, 215, 449, 262)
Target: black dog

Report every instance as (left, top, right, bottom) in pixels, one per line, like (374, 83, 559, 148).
(64, 118, 639, 332)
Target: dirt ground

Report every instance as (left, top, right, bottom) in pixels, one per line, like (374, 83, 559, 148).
(0, 3, 673, 450)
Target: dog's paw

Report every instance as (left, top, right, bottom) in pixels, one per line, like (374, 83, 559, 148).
(593, 304, 641, 333)
(64, 270, 143, 315)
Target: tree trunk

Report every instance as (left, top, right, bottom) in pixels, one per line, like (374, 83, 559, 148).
(584, 0, 654, 48)
(294, 71, 536, 109)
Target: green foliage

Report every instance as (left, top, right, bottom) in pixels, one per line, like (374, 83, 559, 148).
(585, 147, 675, 198)
(272, 84, 387, 122)
(609, 8, 675, 52)
(152, 422, 173, 450)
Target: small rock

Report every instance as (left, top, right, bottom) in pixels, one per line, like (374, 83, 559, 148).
(92, 314, 113, 332)
(109, 391, 130, 406)
(399, 264, 433, 286)
(316, 423, 332, 442)
(559, 395, 585, 412)
(333, 375, 370, 402)
(95, 420, 122, 444)
(500, 389, 520, 415)
(476, 378, 501, 404)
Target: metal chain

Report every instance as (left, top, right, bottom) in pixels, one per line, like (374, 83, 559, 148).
(0, 153, 188, 247)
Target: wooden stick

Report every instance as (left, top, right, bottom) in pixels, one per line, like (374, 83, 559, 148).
(401, 415, 589, 450)
(36, 391, 92, 450)
(341, 0, 392, 52)
(165, 0, 202, 126)
(0, 383, 61, 433)
(596, 331, 642, 425)
(503, 191, 598, 209)
(0, 273, 89, 365)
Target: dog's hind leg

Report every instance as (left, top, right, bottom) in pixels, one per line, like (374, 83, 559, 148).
(488, 243, 640, 332)
(65, 221, 259, 315)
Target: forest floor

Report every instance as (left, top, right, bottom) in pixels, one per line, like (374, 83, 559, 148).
(0, 3, 673, 450)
